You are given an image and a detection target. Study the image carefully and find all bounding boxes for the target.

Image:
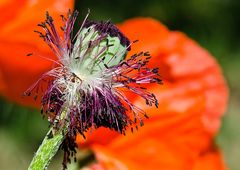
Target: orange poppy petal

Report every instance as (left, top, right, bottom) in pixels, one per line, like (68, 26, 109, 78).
(0, 0, 74, 106)
(117, 18, 170, 59)
(0, 0, 74, 42)
(90, 108, 226, 170)
(91, 143, 226, 170)
(0, 1, 26, 29)
(193, 150, 227, 170)
(0, 40, 53, 106)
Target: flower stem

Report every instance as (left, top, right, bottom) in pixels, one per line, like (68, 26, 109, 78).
(28, 112, 68, 170)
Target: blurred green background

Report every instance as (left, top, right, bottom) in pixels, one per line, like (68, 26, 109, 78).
(0, 0, 239, 169)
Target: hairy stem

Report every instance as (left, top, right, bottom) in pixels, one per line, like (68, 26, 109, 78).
(28, 112, 68, 170)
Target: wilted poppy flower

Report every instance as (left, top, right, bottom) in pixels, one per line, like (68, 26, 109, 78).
(0, 1, 228, 170)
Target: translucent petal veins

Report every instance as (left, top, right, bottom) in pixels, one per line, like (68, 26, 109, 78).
(26, 10, 161, 168)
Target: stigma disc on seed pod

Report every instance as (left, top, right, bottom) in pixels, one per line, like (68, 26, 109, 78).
(70, 21, 130, 75)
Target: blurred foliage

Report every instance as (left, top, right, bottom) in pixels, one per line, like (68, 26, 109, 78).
(0, 0, 240, 169)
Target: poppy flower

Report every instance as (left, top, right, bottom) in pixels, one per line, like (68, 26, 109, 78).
(0, 1, 228, 170)
(76, 18, 229, 169)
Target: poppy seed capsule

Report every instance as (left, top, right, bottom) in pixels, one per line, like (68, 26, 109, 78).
(26, 10, 161, 166)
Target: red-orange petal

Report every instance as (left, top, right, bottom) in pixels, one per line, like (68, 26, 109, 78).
(91, 143, 227, 170)
(193, 150, 227, 170)
(90, 106, 226, 170)
(0, 0, 74, 106)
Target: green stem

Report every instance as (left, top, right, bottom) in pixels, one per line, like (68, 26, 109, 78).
(28, 112, 68, 170)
